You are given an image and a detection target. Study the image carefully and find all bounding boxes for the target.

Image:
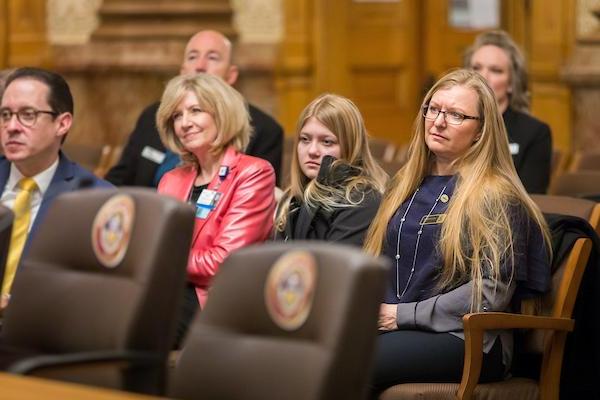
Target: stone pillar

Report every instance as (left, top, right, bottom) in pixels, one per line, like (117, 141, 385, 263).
(563, 5, 600, 150)
(52, 0, 235, 148)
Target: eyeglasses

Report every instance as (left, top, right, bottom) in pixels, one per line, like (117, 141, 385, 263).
(0, 108, 58, 127)
(422, 105, 480, 125)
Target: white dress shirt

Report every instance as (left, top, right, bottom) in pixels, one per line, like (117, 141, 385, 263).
(0, 159, 60, 232)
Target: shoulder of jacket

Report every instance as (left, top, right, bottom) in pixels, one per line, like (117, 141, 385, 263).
(236, 154, 274, 174)
(162, 164, 195, 181)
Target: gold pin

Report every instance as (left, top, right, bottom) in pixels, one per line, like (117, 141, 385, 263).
(440, 194, 449, 203)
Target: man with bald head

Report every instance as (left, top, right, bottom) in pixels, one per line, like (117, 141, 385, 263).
(106, 30, 283, 186)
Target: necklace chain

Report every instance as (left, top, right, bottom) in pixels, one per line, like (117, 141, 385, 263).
(395, 184, 448, 300)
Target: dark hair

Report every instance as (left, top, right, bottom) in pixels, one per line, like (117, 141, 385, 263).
(4, 67, 74, 116)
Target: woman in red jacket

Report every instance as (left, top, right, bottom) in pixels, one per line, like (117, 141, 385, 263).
(156, 73, 275, 345)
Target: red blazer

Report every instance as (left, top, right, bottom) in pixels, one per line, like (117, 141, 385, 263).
(158, 146, 275, 306)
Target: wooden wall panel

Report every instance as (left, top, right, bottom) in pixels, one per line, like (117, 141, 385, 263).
(531, 83, 572, 150)
(276, 0, 313, 134)
(0, 0, 7, 67)
(6, 0, 50, 67)
(312, 0, 422, 145)
(423, 0, 486, 79)
(528, 0, 576, 151)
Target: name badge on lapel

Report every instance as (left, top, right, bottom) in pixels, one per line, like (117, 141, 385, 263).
(509, 143, 520, 155)
(420, 214, 446, 225)
(195, 189, 221, 219)
(141, 146, 166, 164)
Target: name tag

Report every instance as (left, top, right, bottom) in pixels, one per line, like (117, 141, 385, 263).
(141, 146, 166, 164)
(420, 214, 446, 225)
(509, 143, 520, 155)
(195, 189, 221, 219)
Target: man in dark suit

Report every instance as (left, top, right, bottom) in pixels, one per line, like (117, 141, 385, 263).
(105, 30, 284, 187)
(0, 67, 112, 307)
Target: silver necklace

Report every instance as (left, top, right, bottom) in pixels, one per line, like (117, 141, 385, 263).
(395, 184, 448, 300)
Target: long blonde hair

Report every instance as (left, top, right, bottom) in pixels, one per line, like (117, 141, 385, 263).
(276, 93, 387, 232)
(364, 69, 550, 310)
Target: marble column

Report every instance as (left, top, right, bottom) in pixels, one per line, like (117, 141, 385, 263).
(563, 5, 600, 151)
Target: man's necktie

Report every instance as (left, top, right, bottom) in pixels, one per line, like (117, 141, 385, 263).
(1, 177, 38, 297)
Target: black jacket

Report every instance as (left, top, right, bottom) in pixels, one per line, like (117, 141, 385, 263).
(275, 190, 381, 247)
(547, 214, 600, 399)
(105, 101, 284, 186)
(511, 213, 600, 398)
(274, 161, 382, 247)
(503, 107, 552, 194)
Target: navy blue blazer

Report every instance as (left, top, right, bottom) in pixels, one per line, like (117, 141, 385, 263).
(0, 151, 113, 247)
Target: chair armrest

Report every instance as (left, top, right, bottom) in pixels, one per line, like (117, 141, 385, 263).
(463, 312, 574, 332)
(456, 312, 574, 400)
(7, 350, 162, 375)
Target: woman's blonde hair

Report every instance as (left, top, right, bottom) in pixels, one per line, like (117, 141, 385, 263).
(464, 30, 530, 113)
(156, 73, 251, 168)
(275, 93, 388, 231)
(364, 69, 551, 310)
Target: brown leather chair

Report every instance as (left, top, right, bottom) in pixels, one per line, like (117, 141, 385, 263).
(369, 137, 397, 162)
(169, 242, 389, 400)
(395, 144, 410, 164)
(379, 159, 405, 178)
(0, 188, 195, 395)
(62, 143, 113, 177)
(531, 194, 600, 235)
(548, 171, 600, 200)
(281, 135, 295, 188)
(568, 150, 600, 172)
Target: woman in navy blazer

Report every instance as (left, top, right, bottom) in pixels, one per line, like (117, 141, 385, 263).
(156, 74, 275, 345)
(465, 30, 552, 194)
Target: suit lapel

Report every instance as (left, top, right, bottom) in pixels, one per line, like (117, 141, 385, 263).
(191, 147, 241, 245)
(32, 153, 74, 234)
(0, 158, 10, 193)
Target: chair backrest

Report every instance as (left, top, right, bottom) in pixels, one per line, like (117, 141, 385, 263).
(379, 159, 405, 178)
(62, 143, 111, 177)
(0, 205, 14, 301)
(522, 195, 596, 356)
(530, 194, 600, 234)
(548, 171, 600, 199)
(395, 144, 410, 164)
(551, 148, 567, 175)
(1, 189, 194, 390)
(369, 137, 397, 162)
(281, 135, 295, 188)
(169, 242, 388, 400)
(529, 195, 598, 316)
(568, 150, 600, 172)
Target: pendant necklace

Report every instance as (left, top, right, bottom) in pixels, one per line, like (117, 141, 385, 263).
(395, 184, 448, 300)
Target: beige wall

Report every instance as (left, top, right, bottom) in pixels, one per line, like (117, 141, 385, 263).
(46, 0, 283, 46)
(47, 0, 101, 45)
(577, 0, 600, 38)
(231, 0, 282, 44)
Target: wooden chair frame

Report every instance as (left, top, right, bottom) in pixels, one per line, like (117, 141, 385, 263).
(456, 238, 591, 400)
(381, 237, 592, 400)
